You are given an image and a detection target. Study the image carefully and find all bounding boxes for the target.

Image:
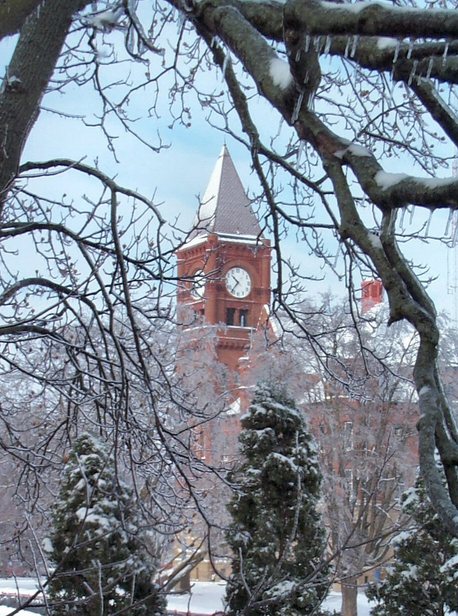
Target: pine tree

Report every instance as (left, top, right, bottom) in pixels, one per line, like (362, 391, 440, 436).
(366, 474, 458, 616)
(225, 382, 330, 616)
(47, 433, 166, 616)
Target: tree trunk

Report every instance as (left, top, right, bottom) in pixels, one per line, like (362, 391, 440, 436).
(341, 576, 358, 616)
(0, 0, 91, 207)
(0, 0, 43, 39)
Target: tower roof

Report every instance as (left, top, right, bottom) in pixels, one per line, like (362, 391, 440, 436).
(189, 146, 262, 240)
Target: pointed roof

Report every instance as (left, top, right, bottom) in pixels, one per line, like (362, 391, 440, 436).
(189, 146, 262, 240)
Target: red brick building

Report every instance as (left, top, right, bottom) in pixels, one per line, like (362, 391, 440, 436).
(176, 146, 271, 464)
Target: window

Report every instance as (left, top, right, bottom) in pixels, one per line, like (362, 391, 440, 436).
(226, 308, 235, 325)
(226, 308, 249, 326)
(239, 309, 249, 327)
(344, 468, 354, 497)
(343, 421, 353, 451)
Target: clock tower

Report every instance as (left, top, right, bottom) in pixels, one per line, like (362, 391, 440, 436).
(175, 148, 271, 581)
(176, 146, 271, 373)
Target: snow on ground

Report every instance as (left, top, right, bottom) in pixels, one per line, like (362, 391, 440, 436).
(0, 578, 43, 594)
(0, 609, 38, 616)
(166, 581, 374, 615)
(0, 578, 377, 615)
(1, 577, 457, 615)
(0, 577, 45, 615)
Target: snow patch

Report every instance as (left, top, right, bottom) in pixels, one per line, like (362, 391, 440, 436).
(377, 37, 398, 50)
(440, 554, 458, 574)
(269, 58, 293, 90)
(227, 397, 241, 416)
(391, 530, 414, 546)
(334, 142, 371, 159)
(415, 175, 457, 189)
(6, 75, 22, 88)
(418, 385, 431, 397)
(399, 564, 418, 580)
(375, 170, 456, 191)
(401, 487, 419, 509)
(266, 579, 295, 598)
(374, 171, 408, 190)
(347, 143, 372, 157)
(367, 232, 382, 249)
(320, 0, 417, 14)
(86, 8, 123, 30)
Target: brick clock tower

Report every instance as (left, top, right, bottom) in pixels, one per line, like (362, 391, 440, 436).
(176, 146, 271, 369)
(176, 146, 271, 461)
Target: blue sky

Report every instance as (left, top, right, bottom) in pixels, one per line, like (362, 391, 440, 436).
(2, 17, 458, 320)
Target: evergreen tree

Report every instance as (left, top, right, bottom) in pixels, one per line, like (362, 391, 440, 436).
(366, 474, 458, 616)
(47, 433, 166, 616)
(225, 382, 330, 616)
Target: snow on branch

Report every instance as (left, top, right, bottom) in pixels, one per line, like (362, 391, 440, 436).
(373, 171, 458, 209)
(285, 0, 458, 39)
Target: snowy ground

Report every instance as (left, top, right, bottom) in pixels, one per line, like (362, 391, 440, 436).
(0, 610, 37, 616)
(0, 578, 376, 615)
(166, 581, 374, 615)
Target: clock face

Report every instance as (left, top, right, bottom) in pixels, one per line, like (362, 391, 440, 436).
(190, 269, 206, 299)
(225, 267, 252, 298)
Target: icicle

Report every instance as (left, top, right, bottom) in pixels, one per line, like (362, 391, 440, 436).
(297, 140, 305, 165)
(127, 27, 135, 54)
(344, 37, 351, 58)
(409, 205, 415, 225)
(292, 90, 305, 123)
(399, 204, 406, 231)
(426, 57, 434, 80)
(393, 40, 400, 64)
(442, 41, 450, 67)
(324, 35, 332, 55)
(445, 207, 454, 237)
(177, 11, 185, 30)
(295, 49, 301, 62)
(453, 152, 458, 177)
(350, 35, 359, 58)
(222, 53, 230, 80)
(406, 40, 414, 60)
(452, 214, 458, 247)
(305, 35, 311, 52)
(382, 73, 394, 101)
(408, 59, 418, 86)
(425, 209, 433, 236)
(314, 36, 322, 52)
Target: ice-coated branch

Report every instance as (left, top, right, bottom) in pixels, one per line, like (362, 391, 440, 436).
(286, 0, 458, 39)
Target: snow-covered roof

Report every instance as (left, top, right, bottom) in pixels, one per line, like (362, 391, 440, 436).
(189, 146, 263, 240)
(227, 397, 241, 416)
